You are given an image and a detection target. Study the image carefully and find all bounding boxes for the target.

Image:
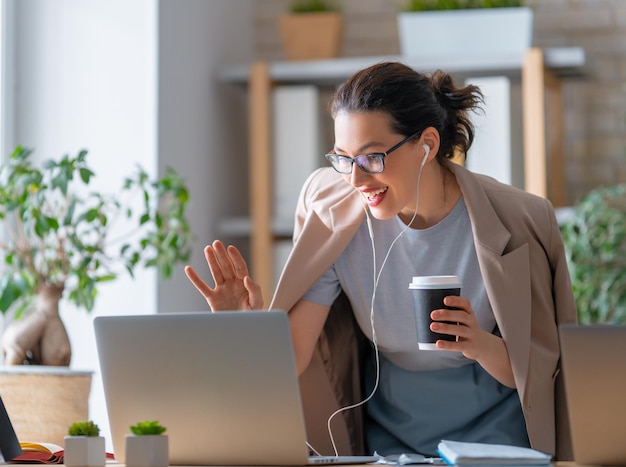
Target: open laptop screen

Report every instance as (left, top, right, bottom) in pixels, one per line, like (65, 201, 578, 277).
(559, 324, 626, 465)
(0, 394, 22, 462)
(95, 311, 312, 465)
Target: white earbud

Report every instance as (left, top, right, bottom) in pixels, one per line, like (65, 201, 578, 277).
(421, 144, 430, 168)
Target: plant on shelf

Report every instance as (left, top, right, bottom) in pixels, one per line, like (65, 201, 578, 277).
(397, 0, 531, 59)
(130, 421, 167, 436)
(0, 146, 193, 366)
(279, 0, 343, 61)
(289, 0, 338, 13)
(560, 184, 626, 324)
(404, 0, 522, 10)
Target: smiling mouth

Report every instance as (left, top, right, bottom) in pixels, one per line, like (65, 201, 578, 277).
(362, 187, 388, 202)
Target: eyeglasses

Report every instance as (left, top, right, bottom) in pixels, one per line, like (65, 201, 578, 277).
(325, 132, 420, 174)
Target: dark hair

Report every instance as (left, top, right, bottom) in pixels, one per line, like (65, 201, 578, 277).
(329, 61, 483, 161)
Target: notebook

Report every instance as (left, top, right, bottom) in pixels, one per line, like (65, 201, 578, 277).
(94, 311, 379, 466)
(558, 323, 626, 465)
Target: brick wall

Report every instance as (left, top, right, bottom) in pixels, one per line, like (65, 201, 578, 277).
(254, 0, 626, 204)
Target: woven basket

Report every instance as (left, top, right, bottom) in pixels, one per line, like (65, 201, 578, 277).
(0, 367, 93, 446)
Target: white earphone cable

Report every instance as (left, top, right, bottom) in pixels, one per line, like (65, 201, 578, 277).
(324, 146, 428, 455)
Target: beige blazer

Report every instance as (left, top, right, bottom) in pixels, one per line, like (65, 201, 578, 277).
(270, 163, 577, 460)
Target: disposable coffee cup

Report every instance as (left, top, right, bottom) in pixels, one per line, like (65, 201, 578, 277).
(409, 275, 462, 350)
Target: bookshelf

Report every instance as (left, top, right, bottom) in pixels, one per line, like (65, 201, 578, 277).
(219, 48, 586, 300)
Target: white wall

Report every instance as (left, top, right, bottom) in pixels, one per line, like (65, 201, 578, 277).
(156, 0, 254, 312)
(6, 0, 254, 450)
(0, 0, 16, 158)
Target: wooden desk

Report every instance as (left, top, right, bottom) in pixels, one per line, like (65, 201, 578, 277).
(100, 462, 592, 467)
(219, 48, 586, 300)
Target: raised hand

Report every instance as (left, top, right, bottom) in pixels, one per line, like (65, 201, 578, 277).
(184, 240, 264, 311)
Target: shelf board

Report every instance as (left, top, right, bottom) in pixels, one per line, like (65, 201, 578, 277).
(218, 47, 586, 300)
(218, 48, 586, 86)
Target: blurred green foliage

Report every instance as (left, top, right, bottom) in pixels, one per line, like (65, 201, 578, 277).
(0, 146, 193, 318)
(404, 0, 522, 10)
(289, 0, 339, 13)
(560, 184, 626, 324)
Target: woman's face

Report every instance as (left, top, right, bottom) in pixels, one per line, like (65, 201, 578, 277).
(333, 110, 426, 221)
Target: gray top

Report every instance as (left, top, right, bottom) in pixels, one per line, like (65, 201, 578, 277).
(303, 198, 528, 455)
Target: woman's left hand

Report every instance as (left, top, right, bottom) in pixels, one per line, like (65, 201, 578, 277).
(430, 295, 489, 360)
(430, 295, 516, 388)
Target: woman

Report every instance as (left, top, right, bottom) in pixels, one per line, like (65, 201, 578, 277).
(185, 62, 577, 460)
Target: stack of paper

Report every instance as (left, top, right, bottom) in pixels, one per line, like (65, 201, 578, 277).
(436, 440, 552, 466)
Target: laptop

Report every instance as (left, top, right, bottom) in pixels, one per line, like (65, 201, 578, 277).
(558, 324, 626, 465)
(0, 394, 23, 462)
(94, 311, 379, 466)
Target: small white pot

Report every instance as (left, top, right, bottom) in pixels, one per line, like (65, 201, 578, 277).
(125, 434, 169, 467)
(64, 436, 106, 467)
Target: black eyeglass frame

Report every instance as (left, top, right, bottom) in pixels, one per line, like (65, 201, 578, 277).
(325, 132, 421, 175)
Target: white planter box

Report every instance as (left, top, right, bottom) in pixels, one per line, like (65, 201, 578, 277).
(64, 436, 106, 467)
(125, 435, 169, 467)
(398, 7, 533, 60)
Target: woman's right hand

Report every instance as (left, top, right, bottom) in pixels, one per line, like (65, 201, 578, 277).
(184, 240, 264, 311)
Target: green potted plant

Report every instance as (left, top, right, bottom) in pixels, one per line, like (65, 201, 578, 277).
(64, 420, 105, 467)
(560, 184, 626, 324)
(397, 0, 532, 59)
(125, 421, 168, 467)
(0, 146, 192, 366)
(278, 0, 343, 61)
(404, 0, 523, 10)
